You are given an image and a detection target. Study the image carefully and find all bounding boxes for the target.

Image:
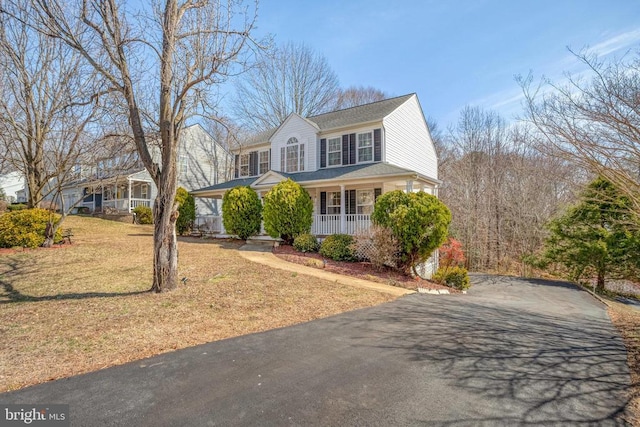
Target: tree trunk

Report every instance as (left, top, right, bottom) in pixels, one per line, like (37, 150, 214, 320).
(595, 269, 606, 294)
(151, 185, 179, 293)
(149, 0, 179, 293)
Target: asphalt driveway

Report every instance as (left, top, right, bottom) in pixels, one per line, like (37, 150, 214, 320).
(1, 274, 631, 426)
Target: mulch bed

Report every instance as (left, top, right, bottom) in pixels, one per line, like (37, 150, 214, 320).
(273, 244, 459, 293)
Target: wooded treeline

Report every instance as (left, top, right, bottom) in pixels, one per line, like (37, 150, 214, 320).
(438, 50, 640, 276)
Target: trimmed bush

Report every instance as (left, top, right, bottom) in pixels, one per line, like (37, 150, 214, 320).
(433, 266, 470, 290)
(293, 233, 319, 253)
(133, 205, 153, 224)
(222, 186, 262, 240)
(372, 190, 451, 274)
(175, 187, 196, 235)
(0, 208, 62, 248)
(7, 203, 27, 211)
(262, 179, 313, 244)
(320, 234, 355, 261)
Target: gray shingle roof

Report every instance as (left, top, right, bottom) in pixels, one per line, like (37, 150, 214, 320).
(241, 94, 415, 148)
(190, 177, 256, 194)
(308, 94, 414, 130)
(190, 163, 419, 195)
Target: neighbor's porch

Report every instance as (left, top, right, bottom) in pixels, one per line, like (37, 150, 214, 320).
(79, 179, 153, 213)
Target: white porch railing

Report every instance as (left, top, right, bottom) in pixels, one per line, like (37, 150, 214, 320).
(194, 214, 372, 237)
(311, 214, 341, 235)
(101, 198, 151, 212)
(130, 198, 151, 210)
(311, 214, 371, 235)
(344, 214, 372, 235)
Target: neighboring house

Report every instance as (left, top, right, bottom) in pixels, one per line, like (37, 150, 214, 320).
(0, 171, 25, 203)
(192, 93, 441, 237)
(60, 124, 230, 216)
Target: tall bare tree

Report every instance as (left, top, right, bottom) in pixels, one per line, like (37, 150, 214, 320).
(440, 107, 578, 273)
(333, 86, 386, 110)
(520, 49, 640, 215)
(0, 1, 99, 209)
(233, 41, 340, 131)
(23, 0, 261, 292)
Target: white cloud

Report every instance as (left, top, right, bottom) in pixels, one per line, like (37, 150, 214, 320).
(586, 28, 640, 57)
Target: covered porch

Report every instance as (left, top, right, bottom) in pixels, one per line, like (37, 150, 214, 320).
(79, 177, 153, 213)
(191, 165, 440, 238)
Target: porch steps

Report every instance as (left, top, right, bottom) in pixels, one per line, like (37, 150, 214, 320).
(245, 236, 279, 247)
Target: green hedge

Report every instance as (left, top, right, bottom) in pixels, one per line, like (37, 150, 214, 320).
(372, 190, 451, 274)
(293, 233, 319, 253)
(133, 205, 153, 224)
(0, 208, 62, 248)
(222, 186, 262, 240)
(262, 179, 313, 244)
(433, 266, 470, 290)
(320, 234, 355, 261)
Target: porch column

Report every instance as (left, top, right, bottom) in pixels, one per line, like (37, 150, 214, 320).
(406, 180, 413, 193)
(127, 178, 132, 212)
(340, 184, 346, 234)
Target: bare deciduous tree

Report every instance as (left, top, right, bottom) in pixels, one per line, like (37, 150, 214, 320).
(440, 107, 578, 273)
(520, 49, 640, 214)
(233, 41, 340, 131)
(24, 0, 261, 292)
(333, 86, 386, 110)
(0, 1, 100, 211)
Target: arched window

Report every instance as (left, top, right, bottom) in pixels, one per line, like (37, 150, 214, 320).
(281, 137, 305, 172)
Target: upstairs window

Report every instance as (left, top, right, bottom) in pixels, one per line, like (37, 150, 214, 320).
(357, 132, 373, 162)
(282, 137, 304, 173)
(239, 153, 250, 177)
(179, 154, 188, 175)
(327, 137, 341, 166)
(259, 150, 270, 174)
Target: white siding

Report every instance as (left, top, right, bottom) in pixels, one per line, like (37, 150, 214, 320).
(178, 124, 229, 215)
(270, 114, 318, 173)
(383, 95, 438, 179)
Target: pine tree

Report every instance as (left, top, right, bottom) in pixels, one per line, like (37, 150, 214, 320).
(540, 177, 640, 293)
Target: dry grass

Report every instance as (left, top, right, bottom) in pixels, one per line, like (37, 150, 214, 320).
(0, 216, 394, 392)
(607, 301, 640, 425)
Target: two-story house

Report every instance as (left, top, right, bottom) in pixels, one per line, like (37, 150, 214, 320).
(60, 124, 230, 216)
(191, 93, 440, 236)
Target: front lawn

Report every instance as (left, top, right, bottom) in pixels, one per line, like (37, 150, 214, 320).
(0, 216, 394, 392)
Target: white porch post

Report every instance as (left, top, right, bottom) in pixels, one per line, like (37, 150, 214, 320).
(406, 180, 413, 193)
(340, 184, 346, 234)
(127, 178, 132, 212)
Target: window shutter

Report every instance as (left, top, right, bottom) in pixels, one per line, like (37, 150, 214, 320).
(374, 188, 382, 201)
(342, 135, 349, 166)
(234, 154, 239, 178)
(320, 138, 327, 168)
(249, 151, 258, 176)
(374, 128, 382, 161)
(280, 147, 285, 171)
(349, 134, 356, 164)
(320, 192, 327, 215)
(348, 190, 356, 214)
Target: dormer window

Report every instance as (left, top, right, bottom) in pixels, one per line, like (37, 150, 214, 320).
(281, 137, 304, 173)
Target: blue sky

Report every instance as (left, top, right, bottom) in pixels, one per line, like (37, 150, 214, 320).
(250, 0, 640, 129)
